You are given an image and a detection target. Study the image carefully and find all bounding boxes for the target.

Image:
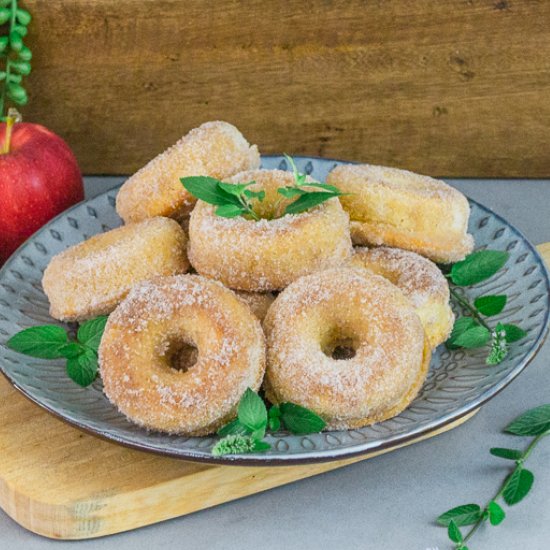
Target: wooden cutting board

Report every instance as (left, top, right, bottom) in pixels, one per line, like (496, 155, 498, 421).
(1, 242, 548, 540)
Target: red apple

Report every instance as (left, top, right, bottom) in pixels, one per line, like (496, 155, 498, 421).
(0, 120, 84, 265)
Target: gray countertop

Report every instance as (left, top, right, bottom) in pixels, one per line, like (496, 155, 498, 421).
(1, 177, 549, 550)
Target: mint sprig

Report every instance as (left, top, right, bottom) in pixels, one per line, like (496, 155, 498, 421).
(6, 316, 108, 387)
(214, 388, 327, 456)
(437, 404, 550, 549)
(445, 249, 526, 364)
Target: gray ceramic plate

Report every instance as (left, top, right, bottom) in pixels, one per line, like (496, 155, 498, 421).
(0, 156, 549, 465)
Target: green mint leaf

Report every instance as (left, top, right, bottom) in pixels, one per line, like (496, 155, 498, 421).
(437, 504, 482, 527)
(503, 466, 534, 505)
(300, 181, 343, 194)
(450, 250, 509, 286)
(217, 181, 254, 197)
(251, 426, 266, 441)
(253, 440, 271, 452)
(237, 388, 268, 432)
(447, 520, 463, 543)
(268, 416, 281, 431)
(452, 325, 491, 349)
(284, 154, 307, 186)
(66, 348, 98, 387)
(278, 186, 306, 198)
(215, 204, 246, 218)
(474, 295, 507, 316)
(243, 189, 265, 201)
(279, 402, 326, 434)
(212, 434, 258, 456)
(487, 500, 506, 526)
(77, 316, 108, 353)
(489, 447, 523, 461)
(58, 342, 86, 359)
(284, 191, 339, 215)
(505, 404, 550, 436)
(6, 325, 68, 359)
(268, 405, 281, 419)
(217, 418, 249, 437)
(181, 176, 241, 207)
(446, 317, 478, 349)
(501, 324, 527, 343)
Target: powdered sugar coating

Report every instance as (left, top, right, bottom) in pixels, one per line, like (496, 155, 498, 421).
(42, 217, 189, 321)
(327, 163, 474, 263)
(348, 247, 454, 348)
(188, 169, 353, 291)
(99, 274, 266, 435)
(116, 121, 260, 223)
(264, 268, 431, 430)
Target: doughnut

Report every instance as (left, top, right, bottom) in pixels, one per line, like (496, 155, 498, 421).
(263, 267, 431, 430)
(116, 121, 260, 224)
(235, 291, 276, 322)
(99, 275, 266, 435)
(188, 169, 353, 291)
(347, 247, 454, 348)
(326, 164, 474, 263)
(42, 217, 189, 321)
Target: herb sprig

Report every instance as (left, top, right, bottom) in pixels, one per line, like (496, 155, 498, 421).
(212, 388, 326, 456)
(445, 250, 526, 364)
(6, 316, 108, 386)
(0, 0, 32, 118)
(181, 155, 344, 220)
(437, 404, 550, 549)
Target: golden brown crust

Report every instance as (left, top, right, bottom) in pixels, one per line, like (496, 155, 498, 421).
(327, 164, 474, 263)
(264, 268, 431, 430)
(188, 169, 353, 291)
(99, 275, 266, 435)
(347, 247, 454, 348)
(42, 217, 189, 321)
(116, 121, 260, 223)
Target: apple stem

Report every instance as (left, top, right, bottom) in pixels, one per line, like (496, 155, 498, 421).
(1, 107, 21, 154)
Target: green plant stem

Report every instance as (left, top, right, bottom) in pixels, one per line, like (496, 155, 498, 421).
(449, 286, 491, 331)
(459, 432, 548, 547)
(0, 0, 17, 120)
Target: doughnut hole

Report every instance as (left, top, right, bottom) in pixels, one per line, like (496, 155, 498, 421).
(161, 337, 199, 372)
(320, 327, 360, 360)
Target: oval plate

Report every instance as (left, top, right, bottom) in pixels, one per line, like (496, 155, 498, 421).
(0, 156, 549, 465)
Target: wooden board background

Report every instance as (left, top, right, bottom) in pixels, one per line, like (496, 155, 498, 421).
(20, 0, 550, 177)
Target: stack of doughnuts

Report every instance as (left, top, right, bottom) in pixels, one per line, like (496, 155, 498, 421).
(41, 121, 473, 437)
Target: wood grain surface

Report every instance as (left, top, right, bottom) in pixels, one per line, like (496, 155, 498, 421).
(20, 0, 550, 177)
(0, 242, 547, 540)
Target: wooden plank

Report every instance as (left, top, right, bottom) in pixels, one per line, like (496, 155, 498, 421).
(19, 0, 550, 177)
(0, 243, 547, 539)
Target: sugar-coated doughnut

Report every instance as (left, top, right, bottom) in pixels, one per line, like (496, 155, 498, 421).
(42, 217, 189, 321)
(189, 169, 352, 291)
(264, 268, 431, 430)
(326, 164, 474, 263)
(235, 291, 276, 322)
(99, 275, 266, 435)
(348, 247, 454, 348)
(116, 121, 260, 224)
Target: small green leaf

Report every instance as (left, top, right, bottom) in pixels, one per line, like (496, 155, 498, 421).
(501, 324, 527, 343)
(301, 181, 343, 193)
(268, 416, 281, 431)
(284, 191, 339, 215)
(77, 316, 108, 353)
(243, 189, 265, 201)
(215, 204, 245, 218)
(253, 440, 271, 452)
(18, 45, 32, 61)
(268, 405, 281, 418)
(7, 82, 26, 101)
(66, 348, 98, 387)
(278, 186, 306, 198)
(452, 325, 491, 349)
(487, 501, 506, 526)
(13, 24, 27, 37)
(503, 467, 534, 505)
(437, 504, 482, 527)
(16, 8, 32, 26)
(447, 520, 463, 543)
(217, 181, 254, 197)
(217, 418, 248, 437)
(279, 402, 326, 434)
(489, 447, 523, 461)
(0, 7, 10, 24)
(450, 250, 509, 286)
(180, 176, 240, 207)
(10, 60, 31, 75)
(446, 317, 478, 349)
(7, 325, 68, 359)
(7, 73, 22, 83)
(251, 427, 266, 441)
(237, 388, 268, 432)
(9, 30, 23, 51)
(474, 295, 507, 316)
(58, 342, 86, 359)
(505, 404, 550, 436)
